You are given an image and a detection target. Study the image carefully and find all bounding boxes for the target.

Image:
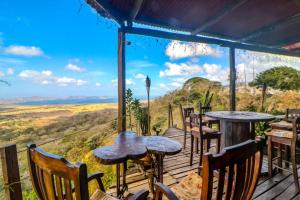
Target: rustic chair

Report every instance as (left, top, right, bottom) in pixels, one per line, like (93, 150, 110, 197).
(270, 108, 300, 131)
(200, 104, 220, 131)
(155, 140, 263, 200)
(267, 117, 300, 193)
(27, 143, 149, 200)
(180, 104, 195, 149)
(189, 112, 221, 169)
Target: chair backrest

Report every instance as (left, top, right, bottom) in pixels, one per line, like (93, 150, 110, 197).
(201, 140, 263, 200)
(183, 107, 194, 120)
(200, 103, 212, 115)
(286, 109, 300, 122)
(190, 113, 205, 135)
(292, 117, 300, 141)
(27, 144, 89, 200)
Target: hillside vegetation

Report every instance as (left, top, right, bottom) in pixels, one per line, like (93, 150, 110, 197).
(2, 72, 300, 199)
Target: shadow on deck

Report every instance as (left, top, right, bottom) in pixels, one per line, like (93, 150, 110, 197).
(108, 128, 300, 200)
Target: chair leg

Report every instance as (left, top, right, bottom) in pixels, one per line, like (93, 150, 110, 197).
(277, 144, 282, 172)
(285, 145, 290, 168)
(199, 139, 203, 167)
(291, 143, 300, 193)
(268, 137, 273, 176)
(217, 136, 221, 153)
(206, 139, 211, 152)
(183, 126, 187, 149)
(195, 138, 199, 154)
(190, 135, 194, 166)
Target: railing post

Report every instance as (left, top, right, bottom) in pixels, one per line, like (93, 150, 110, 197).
(118, 28, 126, 133)
(229, 47, 236, 111)
(0, 144, 22, 200)
(168, 104, 174, 128)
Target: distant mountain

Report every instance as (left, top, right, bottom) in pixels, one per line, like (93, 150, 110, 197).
(0, 96, 117, 105)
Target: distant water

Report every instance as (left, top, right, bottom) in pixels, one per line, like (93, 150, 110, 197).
(17, 97, 118, 105)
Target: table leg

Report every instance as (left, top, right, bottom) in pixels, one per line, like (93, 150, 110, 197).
(156, 154, 164, 183)
(155, 154, 164, 200)
(122, 161, 128, 193)
(116, 163, 121, 198)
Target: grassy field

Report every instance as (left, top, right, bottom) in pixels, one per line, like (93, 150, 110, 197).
(0, 103, 119, 199)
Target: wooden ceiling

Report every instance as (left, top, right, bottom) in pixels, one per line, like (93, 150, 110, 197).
(86, 0, 300, 56)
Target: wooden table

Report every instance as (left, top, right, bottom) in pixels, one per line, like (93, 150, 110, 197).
(205, 111, 274, 149)
(93, 132, 182, 198)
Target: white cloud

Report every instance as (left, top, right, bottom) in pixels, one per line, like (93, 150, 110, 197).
(126, 79, 135, 85)
(165, 40, 223, 60)
(202, 63, 228, 85)
(134, 73, 146, 79)
(0, 68, 15, 77)
(19, 69, 87, 86)
(5, 45, 43, 56)
(65, 63, 85, 73)
(95, 82, 101, 87)
(6, 68, 14, 76)
(235, 50, 300, 84)
(68, 58, 80, 63)
(159, 83, 167, 89)
(160, 62, 202, 77)
(111, 78, 135, 86)
(111, 79, 117, 86)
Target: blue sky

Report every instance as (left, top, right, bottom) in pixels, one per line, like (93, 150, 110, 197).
(1, 0, 300, 99)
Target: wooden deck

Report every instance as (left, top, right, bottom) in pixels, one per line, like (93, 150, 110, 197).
(108, 128, 300, 199)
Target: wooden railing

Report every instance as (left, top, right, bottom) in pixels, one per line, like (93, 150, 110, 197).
(0, 144, 22, 200)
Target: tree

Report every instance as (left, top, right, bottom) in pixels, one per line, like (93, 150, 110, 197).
(0, 80, 10, 86)
(249, 66, 300, 111)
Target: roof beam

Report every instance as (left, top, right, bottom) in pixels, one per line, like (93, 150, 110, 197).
(191, 0, 249, 35)
(86, 0, 125, 26)
(241, 13, 300, 42)
(124, 26, 300, 57)
(275, 36, 300, 47)
(130, 0, 144, 20)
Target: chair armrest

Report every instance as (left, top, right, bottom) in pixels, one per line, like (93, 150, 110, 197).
(88, 172, 105, 192)
(154, 182, 179, 200)
(127, 190, 149, 200)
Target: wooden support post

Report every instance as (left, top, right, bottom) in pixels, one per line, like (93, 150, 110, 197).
(118, 28, 126, 132)
(229, 47, 236, 111)
(0, 144, 22, 200)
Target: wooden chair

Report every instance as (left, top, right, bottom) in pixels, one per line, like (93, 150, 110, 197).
(189, 112, 221, 169)
(267, 117, 300, 193)
(27, 143, 149, 200)
(200, 104, 220, 131)
(270, 108, 300, 131)
(180, 104, 194, 149)
(155, 140, 263, 200)
(286, 109, 300, 122)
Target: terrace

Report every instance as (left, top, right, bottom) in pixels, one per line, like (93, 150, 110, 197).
(1, 0, 300, 199)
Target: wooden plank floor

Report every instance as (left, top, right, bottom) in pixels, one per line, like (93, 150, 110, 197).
(108, 128, 300, 199)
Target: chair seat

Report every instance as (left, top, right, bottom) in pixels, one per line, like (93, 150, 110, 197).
(191, 126, 218, 134)
(90, 189, 118, 200)
(267, 129, 300, 139)
(271, 121, 292, 131)
(171, 172, 203, 200)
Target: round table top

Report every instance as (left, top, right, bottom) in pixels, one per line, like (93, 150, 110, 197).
(93, 131, 182, 165)
(205, 111, 275, 122)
